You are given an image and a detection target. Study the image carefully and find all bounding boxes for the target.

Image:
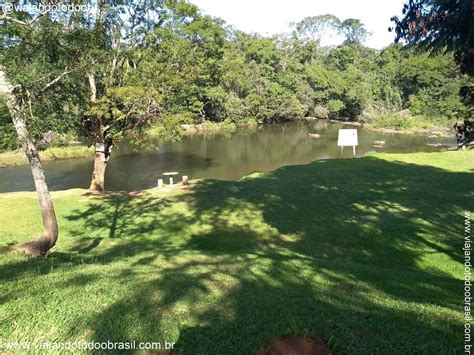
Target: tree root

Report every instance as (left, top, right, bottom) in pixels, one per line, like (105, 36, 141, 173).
(3, 236, 54, 257)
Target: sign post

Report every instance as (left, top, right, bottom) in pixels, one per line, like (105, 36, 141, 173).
(337, 129, 358, 157)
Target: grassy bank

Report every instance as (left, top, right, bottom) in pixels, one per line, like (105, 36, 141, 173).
(366, 113, 454, 135)
(0, 146, 93, 168)
(0, 151, 472, 353)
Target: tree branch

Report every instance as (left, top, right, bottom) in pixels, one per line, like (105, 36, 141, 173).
(33, 68, 71, 98)
(1, 12, 47, 27)
(0, 14, 29, 26)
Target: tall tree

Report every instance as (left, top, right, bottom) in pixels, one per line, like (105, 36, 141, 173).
(81, 0, 198, 191)
(339, 18, 370, 46)
(293, 14, 341, 44)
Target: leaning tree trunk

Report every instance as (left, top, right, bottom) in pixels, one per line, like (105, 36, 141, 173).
(87, 72, 109, 192)
(0, 69, 58, 257)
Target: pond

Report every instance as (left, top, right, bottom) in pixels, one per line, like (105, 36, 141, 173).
(0, 120, 456, 193)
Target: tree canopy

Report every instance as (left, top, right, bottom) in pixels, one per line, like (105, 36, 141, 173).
(0, 2, 472, 155)
(390, 0, 474, 76)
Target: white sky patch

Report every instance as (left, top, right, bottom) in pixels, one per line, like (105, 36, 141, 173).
(191, 0, 405, 49)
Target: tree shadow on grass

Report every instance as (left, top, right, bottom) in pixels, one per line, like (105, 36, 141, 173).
(0, 155, 471, 353)
(155, 156, 470, 353)
(66, 193, 174, 241)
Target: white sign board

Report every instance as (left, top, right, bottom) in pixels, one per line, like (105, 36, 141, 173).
(337, 129, 358, 147)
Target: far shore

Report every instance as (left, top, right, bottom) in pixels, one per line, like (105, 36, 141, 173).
(324, 118, 453, 137)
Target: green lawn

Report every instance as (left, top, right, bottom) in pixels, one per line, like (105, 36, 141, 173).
(0, 151, 472, 354)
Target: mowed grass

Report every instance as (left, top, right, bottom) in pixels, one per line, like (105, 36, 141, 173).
(0, 151, 472, 354)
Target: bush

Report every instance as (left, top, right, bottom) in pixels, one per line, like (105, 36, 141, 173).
(408, 95, 423, 115)
(224, 94, 246, 122)
(327, 99, 345, 118)
(245, 83, 305, 123)
(312, 105, 329, 119)
(371, 114, 413, 130)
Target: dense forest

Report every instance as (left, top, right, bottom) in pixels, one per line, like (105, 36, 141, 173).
(1, 1, 472, 153)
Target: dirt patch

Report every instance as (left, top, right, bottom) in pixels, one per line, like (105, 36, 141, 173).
(257, 336, 332, 355)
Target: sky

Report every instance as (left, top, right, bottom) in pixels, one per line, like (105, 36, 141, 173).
(191, 0, 406, 49)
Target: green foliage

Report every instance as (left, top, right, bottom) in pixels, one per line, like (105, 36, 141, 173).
(371, 113, 413, 130)
(146, 113, 185, 142)
(1, 14, 88, 146)
(293, 14, 341, 43)
(0, 100, 16, 151)
(391, 0, 473, 76)
(88, 85, 162, 143)
(312, 105, 329, 119)
(245, 83, 305, 123)
(1, 5, 472, 153)
(339, 18, 370, 46)
(397, 51, 470, 119)
(408, 96, 423, 116)
(201, 86, 229, 121)
(327, 99, 345, 117)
